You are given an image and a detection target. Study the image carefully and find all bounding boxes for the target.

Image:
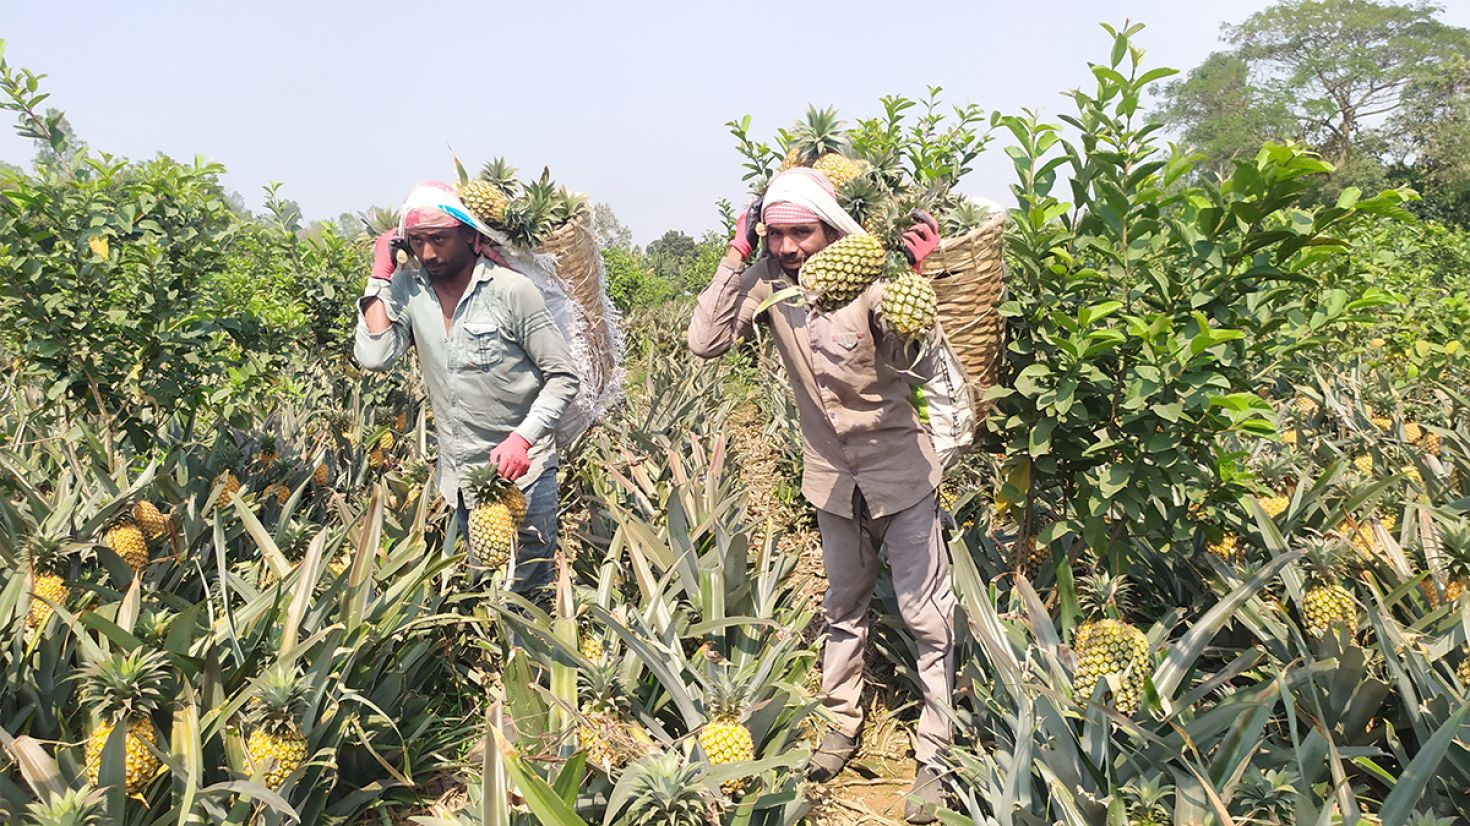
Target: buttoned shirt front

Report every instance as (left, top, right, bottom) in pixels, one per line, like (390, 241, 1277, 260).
(354, 257, 579, 500)
(687, 257, 941, 519)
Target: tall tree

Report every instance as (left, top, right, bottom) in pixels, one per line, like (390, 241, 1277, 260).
(590, 201, 632, 251)
(1160, 0, 1470, 216)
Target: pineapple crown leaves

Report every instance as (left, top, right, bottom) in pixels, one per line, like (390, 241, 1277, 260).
(478, 156, 521, 196)
(786, 105, 852, 165)
(22, 787, 105, 826)
(579, 657, 631, 714)
(464, 463, 516, 505)
(247, 666, 307, 733)
(1077, 571, 1133, 620)
(499, 169, 560, 249)
(78, 648, 172, 723)
(612, 750, 716, 826)
(692, 654, 751, 722)
(1303, 534, 1350, 583)
(1439, 521, 1470, 576)
(23, 534, 70, 570)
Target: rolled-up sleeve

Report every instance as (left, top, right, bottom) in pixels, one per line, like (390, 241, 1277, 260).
(687, 262, 761, 358)
(354, 276, 413, 371)
(510, 281, 580, 446)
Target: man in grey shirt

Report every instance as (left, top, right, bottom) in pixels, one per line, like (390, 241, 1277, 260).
(355, 181, 580, 608)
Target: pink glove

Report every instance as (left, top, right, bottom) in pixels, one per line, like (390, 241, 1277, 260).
(901, 213, 940, 273)
(371, 230, 401, 281)
(727, 203, 760, 259)
(489, 434, 532, 481)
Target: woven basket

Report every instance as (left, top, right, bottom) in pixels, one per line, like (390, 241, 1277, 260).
(920, 209, 1007, 421)
(537, 213, 619, 398)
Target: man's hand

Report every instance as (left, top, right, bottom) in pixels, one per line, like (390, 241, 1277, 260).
(900, 211, 940, 273)
(726, 199, 763, 260)
(371, 230, 403, 282)
(489, 434, 532, 481)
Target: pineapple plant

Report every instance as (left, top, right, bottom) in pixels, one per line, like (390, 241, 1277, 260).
(782, 105, 868, 189)
(697, 666, 755, 793)
(103, 515, 149, 574)
(1255, 454, 1297, 519)
(1072, 572, 1150, 716)
(24, 536, 71, 631)
(879, 270, 939, 341)
(611, 750, 712, 826)
(464, 464, 526, 570)
(1301, 539, 1357, 638)
(1437, 521, 1470, 605)
(244, 667, 309, 790)
(82, 649, 170, 794)
(579, 657, 651, 773)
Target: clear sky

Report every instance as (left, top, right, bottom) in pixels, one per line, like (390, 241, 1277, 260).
(4, 1, 1468, 245)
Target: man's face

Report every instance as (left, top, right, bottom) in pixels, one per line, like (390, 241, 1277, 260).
(405, 225, 478, 280)
(765, 222, 833, 275)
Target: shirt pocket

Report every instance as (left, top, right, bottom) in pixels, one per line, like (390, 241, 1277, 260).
(814, 313, 876, 373)
(462, 320, 503, 369)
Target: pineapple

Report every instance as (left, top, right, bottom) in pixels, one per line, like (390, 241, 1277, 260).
(1281, 428, 1298, 447)
(1403, 421, 1424, 445)
(1010, 531, 1050, 579)
(215, 470, 242, 499)
(1370, 415, 1392, 432)
(1206, 533, 1239, 563)
(103, 516, 149, 574)
(1341, 518, 1377, 562)
(1424, 431, 1441, 457)
(1072, 573, 1150, 716)
(812, 152, 869, 190)
(1302, 539, 1356, 638)
(393, 411, 410, 432)
(1292, 394, 1319, 417)
(82, 649, 170, 794)
(132, 501, 168, 540)
(312, 461, 330, 487)
(616, 751, 710, 826)
(459, 179, 511, 226)
(24, 537, 70, 631)
(256, 432, 280, 468)
(879, 271, 939, 340)
(799, 233, 888, 308)
(1259, 494, 1290, 519)
(697, 669, 755, 793)
(1458, 652, 1470, 685)
(1438, 522, 1470, 606)
(1352, 453, 1374, 476)
(464, 464, 526, 570)
(500, 171, 559, 249)
(1255, 454, 1296, 519)
(580, 630, 606, 663)
(245, 667, 309, 790)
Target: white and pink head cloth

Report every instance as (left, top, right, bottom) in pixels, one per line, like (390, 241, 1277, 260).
(759, 168, 866, 236)
(398, 181, 514, 249)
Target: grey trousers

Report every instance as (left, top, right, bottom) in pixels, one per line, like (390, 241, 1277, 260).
(815, 487, 956, 766)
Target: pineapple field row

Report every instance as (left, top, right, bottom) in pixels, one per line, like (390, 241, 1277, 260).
(4, 20, 1470, 826)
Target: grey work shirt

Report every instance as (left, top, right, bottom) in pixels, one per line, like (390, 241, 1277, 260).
(686, 256, 941, 520)
(354, 257, 580, 501)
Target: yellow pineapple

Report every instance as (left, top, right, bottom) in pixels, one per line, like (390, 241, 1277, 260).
(799, 233, 888, 308)
(782, 105, 853, 176)
(1352, 453, 1374, 476)
(1010, 531, 1051, 579)
(1259, 494, 1290, 519)
(879, 271, 939, 340)
(812, 152, 869, 189)
(1424, 431, 1441, 457)
(780, 143, 802, 171)
(698, 668, 755, 793)
(1072, 573, 1150, 716)
(1302, 539, 1356, 638)
(1458, 653, 1470, 685)
(578, 659, 650, 774)
(24, 537, 71, 631)
(82, 649, 170, 794)
(580, 631, 605, 663)
(1292, 394, 1319, 417)
(1439, 522, 1470, 607)
(1370, 415, 1392, 432)
(464, 465, 524, 570)
(460, 179, 511, 226)
(1281, 428, 1298, 447)
(1206, 533, 1239, 563)
(1403, 421, 1424, 445)
(215, 470, 242, 499)
(132, 501, 168, 540)
(104, 516, 149, 574)
(245, 667, 309, 790)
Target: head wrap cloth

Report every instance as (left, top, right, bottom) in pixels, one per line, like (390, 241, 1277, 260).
(398, 181, 514, 250)
(760, 168, 865, 237)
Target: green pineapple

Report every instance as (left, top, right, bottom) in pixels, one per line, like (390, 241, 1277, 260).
(579, 657, 652, 773)
(1302, 538, 1356, 637)
(1072, 573, 1150, 716)
(879, 270, 939, 341)
(82, 649, 171, 794)
(245, 667, 309, 790)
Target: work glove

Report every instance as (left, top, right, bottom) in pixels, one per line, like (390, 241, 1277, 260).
(489, 433, 532, 481)
(727, 198, 763, 259)
(900, 211, 940, 272)
(371, 230, 408, 281)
